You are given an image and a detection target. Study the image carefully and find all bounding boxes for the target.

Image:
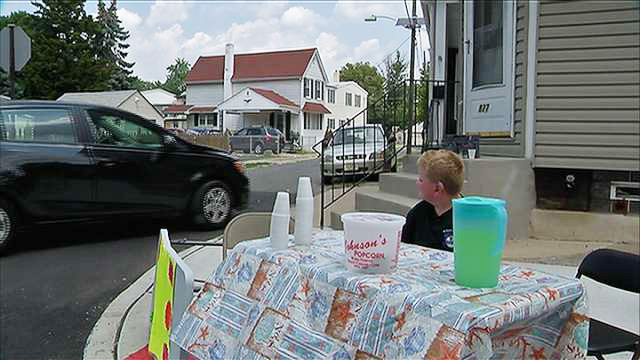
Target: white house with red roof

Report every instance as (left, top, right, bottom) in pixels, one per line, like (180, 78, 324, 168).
(182, 44, 334, 149)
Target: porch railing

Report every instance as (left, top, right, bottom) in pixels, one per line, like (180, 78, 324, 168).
(313, 79, 458, 228)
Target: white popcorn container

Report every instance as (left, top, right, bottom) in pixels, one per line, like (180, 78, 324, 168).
(341, 212, 406, 274)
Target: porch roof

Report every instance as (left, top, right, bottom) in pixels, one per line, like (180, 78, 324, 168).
(302, 102, 331, 114)
(189, 106, 216, 113)
(217, 87, 299, 114)
(251, 88, 298, 107)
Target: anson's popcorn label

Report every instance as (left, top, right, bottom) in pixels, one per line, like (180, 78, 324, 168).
(341, 212, 406, 274)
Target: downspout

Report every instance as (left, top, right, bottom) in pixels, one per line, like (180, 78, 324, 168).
(525, 1, 538, 161)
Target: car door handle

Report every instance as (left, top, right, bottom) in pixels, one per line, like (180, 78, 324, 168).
(98, 160, 119, 168)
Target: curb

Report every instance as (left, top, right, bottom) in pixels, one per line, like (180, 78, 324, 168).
(83, 238, 221, 360)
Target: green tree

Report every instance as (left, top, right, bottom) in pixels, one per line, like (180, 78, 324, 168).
(339, 62, 384, 106)
(128, 75, 160, 92)
(383, 51, 408, 129)
(415, 64, 430, 125)
(162, 58, 190, 95)
(21, 0, 110, 99)
(96, 0, 134, 90)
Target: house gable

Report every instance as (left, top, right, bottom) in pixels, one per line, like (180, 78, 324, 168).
(217, 87, 299, 113)
(303, 50, 328, 82)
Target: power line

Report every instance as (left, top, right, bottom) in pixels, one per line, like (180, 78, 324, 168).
(374, 35, 411, 72)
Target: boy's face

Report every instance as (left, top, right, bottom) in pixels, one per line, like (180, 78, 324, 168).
(417, 168, 443, 204)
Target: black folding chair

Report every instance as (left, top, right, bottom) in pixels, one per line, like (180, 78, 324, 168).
(576, 248, 640, 360)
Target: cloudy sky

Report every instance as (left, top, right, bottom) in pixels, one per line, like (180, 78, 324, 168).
(2, 0, 430, 82)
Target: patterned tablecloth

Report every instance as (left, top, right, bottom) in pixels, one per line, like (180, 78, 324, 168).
(172, 230, 588, 359)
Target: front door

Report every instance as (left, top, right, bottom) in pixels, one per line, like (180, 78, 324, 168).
(463, 0, 514, 137)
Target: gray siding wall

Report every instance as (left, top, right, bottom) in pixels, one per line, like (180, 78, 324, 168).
(481, 1, 528, 158)
(187, 83, 224, 106)
(535, 0, 640, 171)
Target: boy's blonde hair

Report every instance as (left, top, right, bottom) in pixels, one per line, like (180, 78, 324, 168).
(417, 150, 464, 196)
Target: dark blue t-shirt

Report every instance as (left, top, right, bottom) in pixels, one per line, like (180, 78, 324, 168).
(401, 200, 454, 252)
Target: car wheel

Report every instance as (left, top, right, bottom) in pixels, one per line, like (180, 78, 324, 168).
(191, 180, 233, 229)
(0, 198, 17, 254)
(254, 143, 264, 155)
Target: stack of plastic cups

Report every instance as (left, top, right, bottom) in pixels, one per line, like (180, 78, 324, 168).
(294, 177, 314, 246)
(270, 192, 290, 250)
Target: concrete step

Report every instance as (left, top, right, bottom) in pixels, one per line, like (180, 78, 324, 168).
(379, 172, 420, 199)
(531, 209, 640, 244)
(401, 154, 420, 174)
(329, 188, 418, 230)
(356, 186, 419, 217)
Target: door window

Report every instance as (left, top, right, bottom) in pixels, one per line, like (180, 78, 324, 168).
(0, 108, 78, 144)
(473, 1, 503, 88)
(86, 110, 163, 149)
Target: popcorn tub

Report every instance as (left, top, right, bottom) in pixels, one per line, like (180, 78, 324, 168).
(341, 212, 406, 274)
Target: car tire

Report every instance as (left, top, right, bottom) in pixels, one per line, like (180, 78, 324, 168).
(254, 143, 264, 155)
(322, 175, 333, 185)
(0, 198, 17, 254)
(191, 180, 233, 229)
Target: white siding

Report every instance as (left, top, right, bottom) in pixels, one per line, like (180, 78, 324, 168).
(187, 83, 224, 106)
(233, 79, 301, 106)
(534, 0, 640, 171)
(305, 55, 324, 79)
(327, 82, 368, 128)
(119, 95, 164, 126)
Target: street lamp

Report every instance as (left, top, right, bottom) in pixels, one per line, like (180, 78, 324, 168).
(364, 4, 423, 154)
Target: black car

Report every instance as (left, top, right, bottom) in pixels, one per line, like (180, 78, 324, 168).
(0, 101, 249, 253)
(229, 126, 285, 154)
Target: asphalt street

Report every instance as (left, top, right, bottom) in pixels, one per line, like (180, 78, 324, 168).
(0, 158, 320, 360)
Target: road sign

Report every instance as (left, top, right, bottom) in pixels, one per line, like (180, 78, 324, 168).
(0, 25, 32, 72)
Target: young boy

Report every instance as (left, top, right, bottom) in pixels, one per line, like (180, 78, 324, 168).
(401, 149, 464, 252)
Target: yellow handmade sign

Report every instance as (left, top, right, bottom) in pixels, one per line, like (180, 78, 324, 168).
(148, 231, 176, 360)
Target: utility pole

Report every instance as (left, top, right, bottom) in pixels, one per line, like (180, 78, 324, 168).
(9, 24, 16, 99)
(406, 0, 417, 154)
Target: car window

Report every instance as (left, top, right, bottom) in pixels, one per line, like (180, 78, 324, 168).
(234, 129, 247, 136)
(247, 128, 262, 136)
(266, 128, 280, 136)
(0, 108, 78, 144)
(86, 110, 163, 149)
(332, 127, 384, 145)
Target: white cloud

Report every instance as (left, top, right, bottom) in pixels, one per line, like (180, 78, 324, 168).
(281, 7, 318, 28)
(253, 1, 289, 19)
(354, 38, 381, 61)
(146, 0, 190, 28)
(118, 2, 411, 82)
(334, 0, 406, 21)
(117, 8, 142, 29)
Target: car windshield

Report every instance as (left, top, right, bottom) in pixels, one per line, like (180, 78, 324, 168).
(332, 127, 384, 145)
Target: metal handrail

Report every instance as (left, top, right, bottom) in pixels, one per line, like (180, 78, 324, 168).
(313, 79, 459, 228)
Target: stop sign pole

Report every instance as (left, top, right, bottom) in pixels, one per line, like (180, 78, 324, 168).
(9, 24, 16, 99)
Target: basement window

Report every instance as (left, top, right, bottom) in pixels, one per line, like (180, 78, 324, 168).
(610, 181, 640, 202)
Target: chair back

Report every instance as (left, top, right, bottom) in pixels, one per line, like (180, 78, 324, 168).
(576, 248, 640, 294)
(223, 212, 295, 259)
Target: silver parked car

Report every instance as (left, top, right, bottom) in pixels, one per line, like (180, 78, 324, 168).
(322, 125, 396, 184)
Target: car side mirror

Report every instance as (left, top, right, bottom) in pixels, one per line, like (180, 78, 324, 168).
(163, 135, 177, 150)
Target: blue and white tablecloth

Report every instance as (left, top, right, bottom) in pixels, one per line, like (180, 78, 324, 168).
(172, 230, 588, 359)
